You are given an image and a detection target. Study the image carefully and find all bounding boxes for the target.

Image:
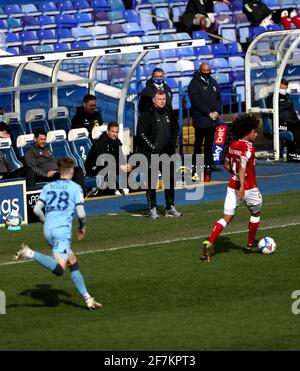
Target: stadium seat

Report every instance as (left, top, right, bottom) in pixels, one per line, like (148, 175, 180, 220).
(192, 30, 212, 44)
(34, 45, 54, 53)
(37, 2, 60, 16)
(37, 29, 58, 44)
(75, 12, 94, 27)
(3, 112, 25, 143)
(0, 137, 23, 171)
(160, 49, 178, 62)
(158, 62, 180, 77)
(5, 32, 22, 47)
(46, 130, 78, 165)
(94, 11, 110, 25)
(48, 107, 72, 133)
(57, 1, 77, 14)
(176, 59, 194, 76)
(25, 109, 50, 134)
(211, 58, 231, 73)
(19, 31, 39, 45)
(228, 56, 245, 71)
(7, 17, 23, 32)
(39, 15, 56, 29)
(107, 24, 127, 38)
(16, 133, 35, 159)
(193, 45, 213, 59)
(90, 0, 111, 11)
(19, 45, 36, 54)
(70, 41, 90, 50)
(55, 28, 76, 43)
(108, 10, 126, 24)
(71, 27, 93, 41)
(74, 0, 94, 12)
(211, 43, 230, 58)
(4, 5, 24, 18)
(55, 14, 78, 29)
(107, 0, 125, 12)
(89, 26, 109, 39)
(227, 42, 244, 56)
(122, 23, 145, 37)
(124, 10, 140, 24)
(21, 4, 42, 17)
(53, 43, 71, 52)
(23, 16, 41, 31)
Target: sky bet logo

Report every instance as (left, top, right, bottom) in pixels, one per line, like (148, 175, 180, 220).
(213, 125, 227, 164)
(0, 197, 19, 219)
(0, 180, 27, 227)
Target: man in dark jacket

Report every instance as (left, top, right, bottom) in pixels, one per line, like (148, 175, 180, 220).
(138, 68, 173, 114)
(188, 62, 221, 170)
(71, 94, 103, 138)
(25, 128, 85, 189)
(85, 122, 132, 194)
(181, 0, 215, 33)
(266, 79, 300, 153)
(136, 91, 182, 219)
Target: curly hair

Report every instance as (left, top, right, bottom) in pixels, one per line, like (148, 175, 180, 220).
(231, 113, 259, 139)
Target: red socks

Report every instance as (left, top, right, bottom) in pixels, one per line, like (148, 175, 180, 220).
(281, 10, 292, 30)
(209, 218, 227, 245)
(248, 216, 260, 246)
(290, 10, 300, 28)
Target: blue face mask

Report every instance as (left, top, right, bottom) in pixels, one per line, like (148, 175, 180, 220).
(153, 78, 164, 85)
(0, 114, 4, 123)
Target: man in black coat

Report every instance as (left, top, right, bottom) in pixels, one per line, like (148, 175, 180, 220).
(84, 122, 132, 193)
(138, 68, 173, 114)
(71, 94, 103, 138)
(181, 0, 215, 33)
(136, 91, 182, 219)
(188, 62, 221, 171)
(266, 79, 300, 153)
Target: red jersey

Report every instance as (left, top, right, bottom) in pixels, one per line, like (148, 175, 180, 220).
(225, 139, 257, 190)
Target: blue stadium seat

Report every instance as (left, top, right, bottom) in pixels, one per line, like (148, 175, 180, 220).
(230, 0, 243, 13)
(37, 2, 60, 16)
(21, 4, 42, 17)
(7, 17, 23, 32)
(88, 26, 109, 39)
(160, 49, 178, 62)
(16, 133, 35, 159)
(75, 12, 94, 27)
(55, 14, 78, 28)
(193, 45, 213, 59)
(122, 23, 145, 37)
(211, 43, 230, 58)
(228, 56, 244, 71)
(47, 130, 78, 165)
(0, 137, 23, 171)
(3, 112, 25, 143)
(71, 27, 93, 41)
(91, 0, 111, 11)
(74, 0, 94, 12)
(4, 5, 24, 18)
(34, 44, 55, 53)
(39, 15, 56, 29)
(192, 30, 212, 44)
(70, 41, 90, 50)
(94, 11, 110, 25)
(227, 42, 244, 56)
(55, 28, 76, 43)
(107, 24, 127, 38)
(19, 45, 36, 54)
(48, 107, 72, 133)
(53, 43, 71, 52)
(158, 62, 180, 77)
(57, 1, 77, 14)
(4, 47, 19, 55)
(211, 58, 231, 73)
(5, 32, 22, 47)
(124, 10, 140, 24)
(25, 109, 50, 134)
(23, 16, 41, 31)
(19, 31, 39, 45)
(107, 0, 125, 12)
(108, 10, 126, 23)
(37, 29, 58, 44)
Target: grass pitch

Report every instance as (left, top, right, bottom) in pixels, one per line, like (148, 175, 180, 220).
(1, 191, 300, 350)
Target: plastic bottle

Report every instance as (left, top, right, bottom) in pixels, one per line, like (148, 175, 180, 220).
(204, 165, 211, 182)
(283, 147, 288, 162)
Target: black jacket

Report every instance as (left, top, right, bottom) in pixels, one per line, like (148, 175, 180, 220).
(85, 131, 126, 176)
(188, 71, 221, 129)
(138, 79, 173, 114)
(71, 106, 103, 136)
(182, 0, 214, 32)
(265, 93, 300, 127)
(243, 0, 272, 25)
(0, 150, 10, 174)
(25, 143, 58, 178)
(136, 104, 179, 158)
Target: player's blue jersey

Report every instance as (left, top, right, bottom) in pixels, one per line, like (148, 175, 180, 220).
(39, 179, 84, 230)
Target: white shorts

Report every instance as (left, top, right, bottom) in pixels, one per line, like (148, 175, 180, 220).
(224, 186, 263, 216)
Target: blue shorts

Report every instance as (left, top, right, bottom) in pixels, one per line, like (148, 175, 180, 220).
(44, 226, 73, 261)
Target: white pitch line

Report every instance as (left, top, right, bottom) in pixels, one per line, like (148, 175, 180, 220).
(1, 221, 300, 268)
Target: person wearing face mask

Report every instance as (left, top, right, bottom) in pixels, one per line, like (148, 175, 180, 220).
(138, 68, 173, 114)
(188, 62, 221, 171)
(266, 79, 300, 154)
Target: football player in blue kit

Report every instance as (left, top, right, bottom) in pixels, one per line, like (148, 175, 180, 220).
(14, 157, 101, 310)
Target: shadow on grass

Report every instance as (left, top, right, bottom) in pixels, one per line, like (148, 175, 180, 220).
(211, 236, 261, 257)
(7, 284, 83, 309)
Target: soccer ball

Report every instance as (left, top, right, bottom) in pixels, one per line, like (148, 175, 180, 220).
(5, 210, 22, 229)
(258, 237, 276, 254)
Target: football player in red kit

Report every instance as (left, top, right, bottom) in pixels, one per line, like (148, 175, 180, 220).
(202, 114, 262, 262)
